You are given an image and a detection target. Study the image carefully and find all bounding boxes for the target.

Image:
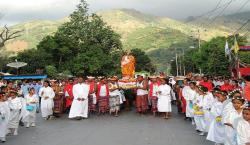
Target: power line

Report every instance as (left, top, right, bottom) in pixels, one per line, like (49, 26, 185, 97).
(206, 0, 224, 17)
(186, 0, 224, 23)
(243, 31, 250, 37)
(234, 0, 250, 14)
(207, 0, 234, 26)
(233, 19, 250, 35)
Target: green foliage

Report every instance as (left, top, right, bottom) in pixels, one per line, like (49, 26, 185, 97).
(131, 48, 155, 73)
(13, 49, 53, 74)
(15, 0, 127, 76)
(45, 65, 58, 78)
(171, 35, 249, 76)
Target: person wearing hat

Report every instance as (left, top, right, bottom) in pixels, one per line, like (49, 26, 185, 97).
(207, 90, 228, 144)
(87, 76, 97, 114)
(108, 77, 121, 117)
(243, 75, 250, 104)
(96, 78, 109, 114)
(148, 76, 160, 116)
(135, 75, 148, 115)
(51, 80, 64, 117)
(69, 76, 90, 119)
(39, 80, 55, 120)
(235, 102, 250, 145)
(0, 92, 10, 142)
(7, 89, 22, 136)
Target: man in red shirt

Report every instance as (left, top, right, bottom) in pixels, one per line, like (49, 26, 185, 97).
(244, 75, 250, 103)
(220, 78, 234, 92)
(64, 78, 74, 113)
(199, 76, 213, 91)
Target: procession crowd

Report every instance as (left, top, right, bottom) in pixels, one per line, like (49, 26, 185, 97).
(0, 75, 249, 145)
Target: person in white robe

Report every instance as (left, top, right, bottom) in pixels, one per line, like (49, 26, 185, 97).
(223, 96, 245, 145)
(186, 82, 197, 125)
(19, 96, 26, 126)
(193, 85, 208, 136)
(207, 90, 227, 144)
(69, 77, 90, 119)
(157, 78, 172, 119)
(23, 88, 38, 128)
(0, 93, 10, 142)
(182, 79, 191, 119)
(235, 105, 250, 145)
(7, 90, 22, 136)
(203, 91, 216, 132)
(39, 81, 55, 120)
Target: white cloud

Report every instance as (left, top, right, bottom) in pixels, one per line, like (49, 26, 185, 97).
(0, 0, 79, 10)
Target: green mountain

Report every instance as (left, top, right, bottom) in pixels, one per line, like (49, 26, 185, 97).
(2, 9, 250, 72)
(187, 11, 250, 36)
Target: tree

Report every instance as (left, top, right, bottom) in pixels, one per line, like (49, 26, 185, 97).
(13, 49, 53, 74)
(45, 65, 58, 78)
(174, 35, 248, 76)
(130, 48, 155, 73)
(0, 25, 23, 48)
(17, 0, 123, 76)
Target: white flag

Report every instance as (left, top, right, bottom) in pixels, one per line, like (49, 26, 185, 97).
(225, 40, 230, 57)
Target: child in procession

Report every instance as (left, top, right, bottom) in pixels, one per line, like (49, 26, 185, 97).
(207, 90, 227, 145)
(235, 103, 250, 145)
(223, 95, 245, 145)
(7, 90, 22, 136)
(0, 93, 10, 143)
(193, 85, 208, 136)
(23, 88, 38, 128)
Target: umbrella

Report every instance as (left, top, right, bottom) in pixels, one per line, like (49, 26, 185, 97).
(6, 59, 27, 75)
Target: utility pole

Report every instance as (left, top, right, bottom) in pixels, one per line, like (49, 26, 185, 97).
(176, 53, 179, 76)
(183, 48, 186, 76)
(197, 29, 202, 75)
(179, 52, 182, 76)
(198, 29, 201, 50)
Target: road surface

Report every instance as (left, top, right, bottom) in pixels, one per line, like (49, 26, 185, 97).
(5, 108, 212, 145)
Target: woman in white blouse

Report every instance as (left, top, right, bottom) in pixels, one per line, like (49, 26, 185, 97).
(157, 78, 172, 119)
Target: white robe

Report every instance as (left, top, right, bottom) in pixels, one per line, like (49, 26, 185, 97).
(157, 84, 172, 112)
(223, 107, 242, 145)
(206, 101, 224, 143)
(19, 97, 26, 121)
(69, 83, 90, 118)
(235, 118, 250, 145)
(39, 86, 55, 118)
(184, 88, 196, 117)
(182, 86, 190, 117)
(22, 94, 38, 123)
(193, 94, 206, 132)
(0, 102, 10, 138)
(203, 92, 216, 132)
(8, 97, 22, 129)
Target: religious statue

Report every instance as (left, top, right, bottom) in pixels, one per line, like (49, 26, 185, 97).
(121, 52, 136, 79)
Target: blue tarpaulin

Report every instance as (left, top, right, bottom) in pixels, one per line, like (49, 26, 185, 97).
(1, 75, 47, 80)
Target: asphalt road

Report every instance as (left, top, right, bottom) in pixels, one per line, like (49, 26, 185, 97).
(4, 107, 212, 145)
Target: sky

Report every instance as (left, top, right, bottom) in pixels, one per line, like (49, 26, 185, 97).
(0, 0, 250, 25)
